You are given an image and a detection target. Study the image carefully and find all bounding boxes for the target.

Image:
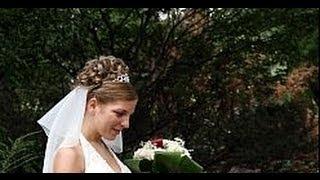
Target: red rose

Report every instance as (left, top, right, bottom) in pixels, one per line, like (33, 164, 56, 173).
(151, 138, 164, 148)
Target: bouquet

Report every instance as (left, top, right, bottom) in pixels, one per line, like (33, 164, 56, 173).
(124, 137, 203, 173)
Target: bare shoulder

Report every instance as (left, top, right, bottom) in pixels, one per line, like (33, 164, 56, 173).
(53, 143, 84, 173)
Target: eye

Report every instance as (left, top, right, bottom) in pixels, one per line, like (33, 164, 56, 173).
(113, 111, 125, 117)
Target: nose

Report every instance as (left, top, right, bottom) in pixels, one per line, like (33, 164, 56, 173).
(121, 116, 130, 129)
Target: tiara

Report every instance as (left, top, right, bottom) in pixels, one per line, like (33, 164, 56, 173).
(113, 73, 130, 83)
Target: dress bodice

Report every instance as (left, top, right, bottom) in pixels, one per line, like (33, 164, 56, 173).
(79, 134, 131, 173)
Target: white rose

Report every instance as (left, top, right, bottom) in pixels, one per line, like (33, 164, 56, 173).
(133, 148, 155, 160)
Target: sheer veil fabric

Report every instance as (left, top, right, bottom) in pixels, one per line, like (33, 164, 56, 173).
(38, 86, 123, 173)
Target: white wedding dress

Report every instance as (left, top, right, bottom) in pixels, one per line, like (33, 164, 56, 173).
(79, 133, 131, 173)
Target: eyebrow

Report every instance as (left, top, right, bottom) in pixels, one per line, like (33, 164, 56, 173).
(113, 109, 129, 114)
(114, 108, 135, 115)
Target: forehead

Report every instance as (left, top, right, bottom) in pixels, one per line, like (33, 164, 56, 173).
(101, 100, 137, 111)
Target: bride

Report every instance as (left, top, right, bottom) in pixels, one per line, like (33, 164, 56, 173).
(38, 56, 138, 173)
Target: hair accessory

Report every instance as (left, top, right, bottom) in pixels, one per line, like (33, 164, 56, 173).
(113, 73, 130, 83)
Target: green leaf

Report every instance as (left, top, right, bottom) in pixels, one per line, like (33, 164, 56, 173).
(139, 159, 153, 172)
(123, 159, 141, 173)
(179, 156, 203, 173)
(153, 151, 183, 172)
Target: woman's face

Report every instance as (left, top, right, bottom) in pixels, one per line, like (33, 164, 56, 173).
(88, 99, 138, 140)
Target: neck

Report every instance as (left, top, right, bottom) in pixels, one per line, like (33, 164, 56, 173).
(81, 116, 101, 142)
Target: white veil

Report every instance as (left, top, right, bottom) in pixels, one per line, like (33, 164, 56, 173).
(37, 86, 123, 173)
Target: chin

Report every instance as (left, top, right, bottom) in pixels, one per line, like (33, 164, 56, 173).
(101, 129, 120, 140)
(102, 134, 117, 141)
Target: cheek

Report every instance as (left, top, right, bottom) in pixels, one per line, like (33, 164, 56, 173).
(96, 112, 118, 128)
(94, 111, 105, 125)
(109, 116, 122, 126)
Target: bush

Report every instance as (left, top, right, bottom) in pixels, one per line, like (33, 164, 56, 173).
(0, 130, 43, 173)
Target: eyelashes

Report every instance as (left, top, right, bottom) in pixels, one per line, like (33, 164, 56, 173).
(113, 110, 125, 117)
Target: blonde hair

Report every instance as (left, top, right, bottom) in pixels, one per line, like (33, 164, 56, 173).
(74, 55, 138, 104)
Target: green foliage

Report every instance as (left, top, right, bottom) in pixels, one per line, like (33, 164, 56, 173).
(0, 131, 42, 173)
(124, 152, 203, 173)
(123, 159, 142, 172)
(227, 104, 306, 162)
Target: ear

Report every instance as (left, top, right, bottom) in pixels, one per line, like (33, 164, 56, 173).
(86, 97, 99, 115)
